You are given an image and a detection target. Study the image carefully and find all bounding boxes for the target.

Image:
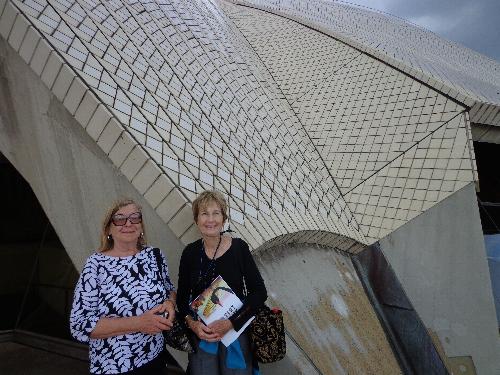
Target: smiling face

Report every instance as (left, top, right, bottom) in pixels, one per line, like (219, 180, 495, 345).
(107, 203, 143, 248)
(196, 200, 225, 239)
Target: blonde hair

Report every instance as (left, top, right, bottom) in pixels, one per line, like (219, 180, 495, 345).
(192, 190, 228, 224)
(98, 198, 147, 252)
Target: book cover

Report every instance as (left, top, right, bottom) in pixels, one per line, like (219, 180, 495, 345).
(190, 275, 254, 346)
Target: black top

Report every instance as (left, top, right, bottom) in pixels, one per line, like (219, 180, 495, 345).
(177, 237, 267, 331)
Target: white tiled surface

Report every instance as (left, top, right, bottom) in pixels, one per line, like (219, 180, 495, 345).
(345, 112, 474, 242)
(0, 0, 486, 248)
(229, 7, 466, 194)
(233, 0, 500, 126)
(225, 3, 476, 242)
(3, 0, 361, 245)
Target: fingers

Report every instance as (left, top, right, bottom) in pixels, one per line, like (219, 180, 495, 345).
(149, 305, 163, 314)
(207, 319, 232, 336)
(139, 308, 173, 334)
(192, 321, 218, 341)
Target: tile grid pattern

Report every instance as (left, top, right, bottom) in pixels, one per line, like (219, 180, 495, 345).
(0, 0, 367, 249)
(233, 0, 500, 126)
(345, 112, 475, 241)
(228, 7, 467, 193)
(225, 3, 477, 242)
(2, 0, 482, 245)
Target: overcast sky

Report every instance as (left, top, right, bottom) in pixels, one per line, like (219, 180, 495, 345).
(343, 0, 500, 62)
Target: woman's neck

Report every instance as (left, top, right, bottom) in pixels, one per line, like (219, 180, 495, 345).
(203, 235, 221, 257)
(110, 241, 139, 256)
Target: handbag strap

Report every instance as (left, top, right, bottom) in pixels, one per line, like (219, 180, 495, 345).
(152, 248, 168, 300)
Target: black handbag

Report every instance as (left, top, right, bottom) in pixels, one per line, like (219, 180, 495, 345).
(239, 241, 286, 363)
(162, 312, 195, 353)
(153, 249, 195, 353)
(250, 305, 286, 363)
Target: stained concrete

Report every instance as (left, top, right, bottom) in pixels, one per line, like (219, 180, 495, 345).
(379, 182, 500, 375)
(255, 242, 402, 375)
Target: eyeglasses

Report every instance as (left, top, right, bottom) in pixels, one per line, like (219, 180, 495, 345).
(111, 212, 142, 226)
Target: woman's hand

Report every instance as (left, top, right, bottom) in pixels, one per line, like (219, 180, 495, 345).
(158, 299, 176, 328)
(187, 318, 220, 342)
(137, 305, 172, 335)
(208, 319, 233, 337)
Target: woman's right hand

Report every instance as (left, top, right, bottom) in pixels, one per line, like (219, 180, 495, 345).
(187, 318, 220, 342)
(137, 305, 172, 335)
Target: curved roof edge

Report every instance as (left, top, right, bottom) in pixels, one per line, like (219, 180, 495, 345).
(229, 0, 500, 127)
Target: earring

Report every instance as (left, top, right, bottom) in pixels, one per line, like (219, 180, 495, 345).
(107, 234, 112, 241)
(140, 232, 144, 238)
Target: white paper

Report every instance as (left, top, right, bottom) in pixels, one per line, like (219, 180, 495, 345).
(190, 275, 254, 347)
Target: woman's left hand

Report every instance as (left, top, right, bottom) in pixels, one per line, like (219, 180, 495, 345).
(159, 299, 176, 329)
(208, 319, 233, 337)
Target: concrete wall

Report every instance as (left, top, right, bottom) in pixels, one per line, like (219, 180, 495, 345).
(254, 242, 402, 375)
(0, 37, 195, 367)
(379, 182, 500, 375)
(0, 38, 184, 274)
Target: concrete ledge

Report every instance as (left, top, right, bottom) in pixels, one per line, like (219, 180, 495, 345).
(0, 330, 88, 361)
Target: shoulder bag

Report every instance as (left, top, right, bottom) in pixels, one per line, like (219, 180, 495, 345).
(152, 248, 195, 353)
(250, 305, 286, 363)
(238, 241, 286, 363)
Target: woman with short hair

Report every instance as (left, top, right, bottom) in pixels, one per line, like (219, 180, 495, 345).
(177, 190, 267, 374)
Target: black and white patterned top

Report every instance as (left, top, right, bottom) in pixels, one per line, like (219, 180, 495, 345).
(70, 247, 174, 374)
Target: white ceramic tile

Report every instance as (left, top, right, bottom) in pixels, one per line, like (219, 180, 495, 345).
(120, 145, 148, 180)
(30, 38, 51, 76)
(132, 160, 162, 195)
(40, 52, 63, 89)
(97, 118, 123, 154)
(0, 2, 16, 40)
(7, 14, 28, 51)
(18, 26, 39, 63)
(156, 189, 187, 223)
(74, 91, 99, 127)
(63, 77, 86, 115)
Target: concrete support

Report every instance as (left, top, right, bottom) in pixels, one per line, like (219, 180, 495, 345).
(379, 182, 500, 375)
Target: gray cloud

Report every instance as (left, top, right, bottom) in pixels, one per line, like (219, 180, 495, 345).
(347, 0, 500, 61)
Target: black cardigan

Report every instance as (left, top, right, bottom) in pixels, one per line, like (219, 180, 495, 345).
(177, 237, 267, 331)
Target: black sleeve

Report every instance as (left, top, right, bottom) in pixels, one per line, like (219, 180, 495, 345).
(176, 245, 193, 320)
(229, 239, 267, 331)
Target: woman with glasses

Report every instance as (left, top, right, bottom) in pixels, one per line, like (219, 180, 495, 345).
(70, 198, 175, 374)
(176, 190, 267, 375)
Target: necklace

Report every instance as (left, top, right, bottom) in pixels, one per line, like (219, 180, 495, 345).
(204, 235, 222, 260)
(197, 235, 222, 288)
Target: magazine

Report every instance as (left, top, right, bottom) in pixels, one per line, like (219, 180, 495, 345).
(190, 275, 254, 346)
